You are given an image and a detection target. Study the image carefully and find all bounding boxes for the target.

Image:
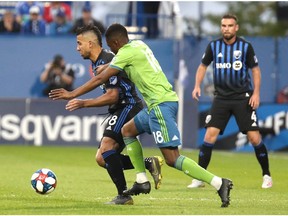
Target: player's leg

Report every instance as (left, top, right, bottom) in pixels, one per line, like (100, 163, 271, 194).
(151, 102, 233, 207)
(234, 100, 272, 188)
(121, 109, 152, 195)
(119, 153, 164, 189)
(189, 98, 231, 188)
(188, 126, 220, 188)
(100, 107, 142, 205)
(98, 137, 133, 205)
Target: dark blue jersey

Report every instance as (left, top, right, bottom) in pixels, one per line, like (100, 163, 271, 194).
(202, 37, 258, 99)
(91, 49, 142, 113)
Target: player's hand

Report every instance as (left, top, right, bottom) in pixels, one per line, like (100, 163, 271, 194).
(49, 88, 72, 100)
(249, 93, 260, 109)
(192, 87, 201, 101)
(95, 63, 109, 75)
(65, 99, 84, 111)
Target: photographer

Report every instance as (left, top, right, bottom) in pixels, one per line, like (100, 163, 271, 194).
(40, 54, 75, 96)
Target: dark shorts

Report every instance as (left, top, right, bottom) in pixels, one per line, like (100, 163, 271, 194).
(99, 104, 142, 153)
(205, 97, 259, 134)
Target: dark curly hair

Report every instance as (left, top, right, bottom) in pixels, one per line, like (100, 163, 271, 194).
(76, 24, 102, 47)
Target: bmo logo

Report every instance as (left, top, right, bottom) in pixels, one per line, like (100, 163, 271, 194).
(216, 61, 243, 70)
(216, 63, 231, 69)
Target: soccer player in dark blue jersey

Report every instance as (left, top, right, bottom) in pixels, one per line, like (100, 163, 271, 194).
(49, 24, 163, 205)
(189, 14, 272, 189)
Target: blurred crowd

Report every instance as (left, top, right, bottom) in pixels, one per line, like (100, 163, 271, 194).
(0, 1, 105, 36)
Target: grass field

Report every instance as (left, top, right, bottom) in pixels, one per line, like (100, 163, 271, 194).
(0, 145, 287, 215)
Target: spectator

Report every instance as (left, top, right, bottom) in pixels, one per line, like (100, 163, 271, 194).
(15, 1, 43, 24)
(276, 86, 288, 103)
(0, 10, 21, 34)
(43, 1, 72, 24)
(47, 9, 72, 36)
(21, 6, 46, 35)
(40, 54, 74, 96)
(70, 6, 105, 34)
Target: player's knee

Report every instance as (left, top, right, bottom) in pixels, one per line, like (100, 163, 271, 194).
(247, 131, 261, 145)
(164, 158, 176, 167)
(95, 153, 105, 168)
(121, 124, 131, 137)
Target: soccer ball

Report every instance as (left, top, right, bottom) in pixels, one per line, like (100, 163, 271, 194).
(31, 168, 57, 194)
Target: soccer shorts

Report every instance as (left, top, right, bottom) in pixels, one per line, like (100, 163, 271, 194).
(100, 104, 142, 153)
(205, 97, 260, 134)
(134, 102, 181, 148)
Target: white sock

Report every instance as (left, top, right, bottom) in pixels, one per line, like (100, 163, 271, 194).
(136, 172, 148, 183)
(210, 176, 222, 190)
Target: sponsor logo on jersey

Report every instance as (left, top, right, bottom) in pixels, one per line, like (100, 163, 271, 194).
(202, 53, 206, 59)
(217, 52, 223, 58)
(233, 60, 243, 70)
(254, 55, 258, 63)
(216, 63, 231, 69)
(205, 115, 212, 124)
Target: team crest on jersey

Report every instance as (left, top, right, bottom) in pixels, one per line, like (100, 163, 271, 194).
(233, 50, 242, 59)
(109, 76, 118, 85)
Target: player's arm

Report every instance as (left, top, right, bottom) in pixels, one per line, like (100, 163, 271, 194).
(94, 63, 110, 75)
(192, 43, 212, 101)
(249, 66, 261, 109)
(49, 67, 120, 100)
(192, 63, 208, 101)
(246, 44, 261, 109)
(65, 88, 119, 111)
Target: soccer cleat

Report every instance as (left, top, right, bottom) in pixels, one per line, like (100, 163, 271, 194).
(217, 178, 233, 208)
(145, 156, 164, 189)
(123, 181, 151, 196)
(105, 194, 134, 205)
(262, 175, 273, 189)
(187, 179, 205, 188)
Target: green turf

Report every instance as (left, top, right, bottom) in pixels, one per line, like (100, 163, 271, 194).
(0, 145, 287, 215)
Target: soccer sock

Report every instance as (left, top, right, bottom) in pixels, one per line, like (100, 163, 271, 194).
(119, 154, 134, 170)
(198, 142, 214, 169)
(174, 155, 215, 185)
(253, 141, 271, 176)
(102, 150, 127, 195)
(123, 137, 148, 183)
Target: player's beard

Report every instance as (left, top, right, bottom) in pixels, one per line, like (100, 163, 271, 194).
(81, 51, 90, 60)
(223, 32, 235, 41)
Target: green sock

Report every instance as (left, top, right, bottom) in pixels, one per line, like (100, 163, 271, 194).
(123, 137, 145, 173)
(175, 155, 214, 184)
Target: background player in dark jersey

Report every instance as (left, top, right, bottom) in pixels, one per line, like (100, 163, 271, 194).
(50, 24, 163, 205)
(189, 14, 272, 189)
